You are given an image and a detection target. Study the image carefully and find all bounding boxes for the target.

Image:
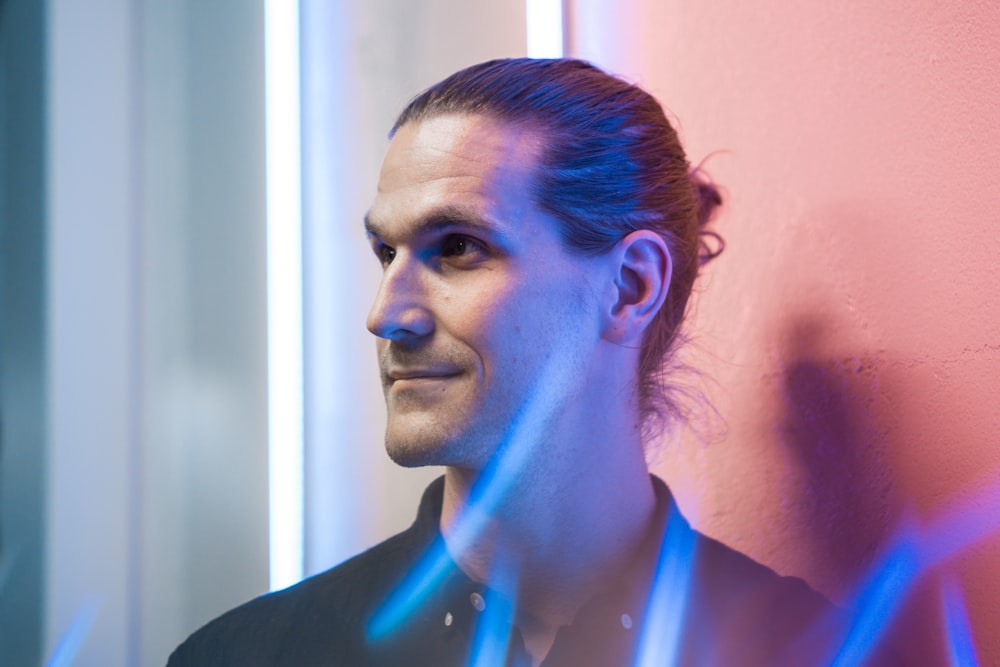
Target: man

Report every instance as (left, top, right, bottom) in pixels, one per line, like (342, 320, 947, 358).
(169, 58, 897, 666)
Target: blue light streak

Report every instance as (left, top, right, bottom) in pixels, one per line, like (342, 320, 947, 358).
(633, 502, 696, 667)
(468, 560, 518, 667)
(44, 596, 102, 667)
(830, 531, 922, 667)
(943, 577, 980, 667)
(830, 475, 1000, 665)
(366, 540, 453, 641)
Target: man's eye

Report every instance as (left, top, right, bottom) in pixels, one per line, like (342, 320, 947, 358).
(375, 245, 396, 265)
(440, 235, 481, 258)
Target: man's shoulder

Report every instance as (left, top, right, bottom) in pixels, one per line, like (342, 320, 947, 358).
(165, 535, 398, 666)
(167, 478, 446, 666)
(692, 531, 832, 614)
(649, 477, 834, 625)
(684, 531, 901, 666)
(167, 512, 431, 666)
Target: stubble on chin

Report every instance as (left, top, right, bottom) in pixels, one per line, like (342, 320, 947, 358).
(382, 402, 498, 470)
(381, 403, 454, 468)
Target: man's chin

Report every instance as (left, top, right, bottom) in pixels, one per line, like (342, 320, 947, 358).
(384, 436, 453, 468)
(385, 447, 436, 468)
(382, 409, 464, 465)
(382, 412, 493, 469)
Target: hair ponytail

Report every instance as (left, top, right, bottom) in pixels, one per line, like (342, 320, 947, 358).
(689, 166, 725, 266)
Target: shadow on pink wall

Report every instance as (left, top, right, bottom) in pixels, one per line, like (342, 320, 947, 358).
(775, 317, 894, 587)
(773, 315, 1000, 663)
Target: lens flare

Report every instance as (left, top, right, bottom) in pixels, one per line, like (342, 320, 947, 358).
(832, 475, 1000, 665)
(830, 531, 921, 667)
(44, 596, 102, 667)
(633, 502, 697, 667)
(468, 560, 518, 666)
(943, 576, 980, 667)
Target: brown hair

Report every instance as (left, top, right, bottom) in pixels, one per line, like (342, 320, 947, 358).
(394, 58, 724, 435)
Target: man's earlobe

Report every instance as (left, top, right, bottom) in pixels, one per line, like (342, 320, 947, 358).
(604, 231, 672, 345)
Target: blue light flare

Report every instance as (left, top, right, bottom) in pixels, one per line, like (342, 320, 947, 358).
(366, 539, 454, 641)
(919, 476, 1000, 571)
(943, 577, 980, 667)
(829, 530, 922, 667)
(44, 596, 102, 667)
(830, 474, 1000, 666)
(468, 560, 519, 667)
(633, 502, 697, 667)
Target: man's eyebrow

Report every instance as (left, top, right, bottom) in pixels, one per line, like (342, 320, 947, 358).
(364, 206, 509, 241)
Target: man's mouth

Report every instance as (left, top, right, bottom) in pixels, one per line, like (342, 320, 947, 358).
(385, 368, 462, 386)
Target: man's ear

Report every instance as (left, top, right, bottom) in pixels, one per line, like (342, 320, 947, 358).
(603, 230, 672, 346)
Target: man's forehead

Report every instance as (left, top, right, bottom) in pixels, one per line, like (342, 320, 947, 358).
(380, 116, 541, 188)
(366, 114, 544, 239)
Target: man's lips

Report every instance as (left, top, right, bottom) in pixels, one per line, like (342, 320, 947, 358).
(385, 368, 463, 383)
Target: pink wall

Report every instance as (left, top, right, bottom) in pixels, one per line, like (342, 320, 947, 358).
(573, 1, 1000, 664)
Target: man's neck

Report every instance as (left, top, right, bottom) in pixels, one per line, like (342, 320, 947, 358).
(438, 431, 656, 662)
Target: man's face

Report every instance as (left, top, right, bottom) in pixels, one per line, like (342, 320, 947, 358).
(364, 114, 608, 470)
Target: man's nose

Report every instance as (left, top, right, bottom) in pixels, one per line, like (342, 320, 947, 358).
(366, 257, 434, 341)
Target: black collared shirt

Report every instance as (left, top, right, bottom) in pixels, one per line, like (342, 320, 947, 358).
(168, 476, 899, 666)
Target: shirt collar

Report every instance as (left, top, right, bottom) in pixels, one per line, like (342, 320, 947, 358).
(398, 474, 685, 662)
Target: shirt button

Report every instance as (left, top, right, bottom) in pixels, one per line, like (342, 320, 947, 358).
(620, 613, 633, 630)
(444, 612, 454, 627)
(469, 592, 487, 612)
